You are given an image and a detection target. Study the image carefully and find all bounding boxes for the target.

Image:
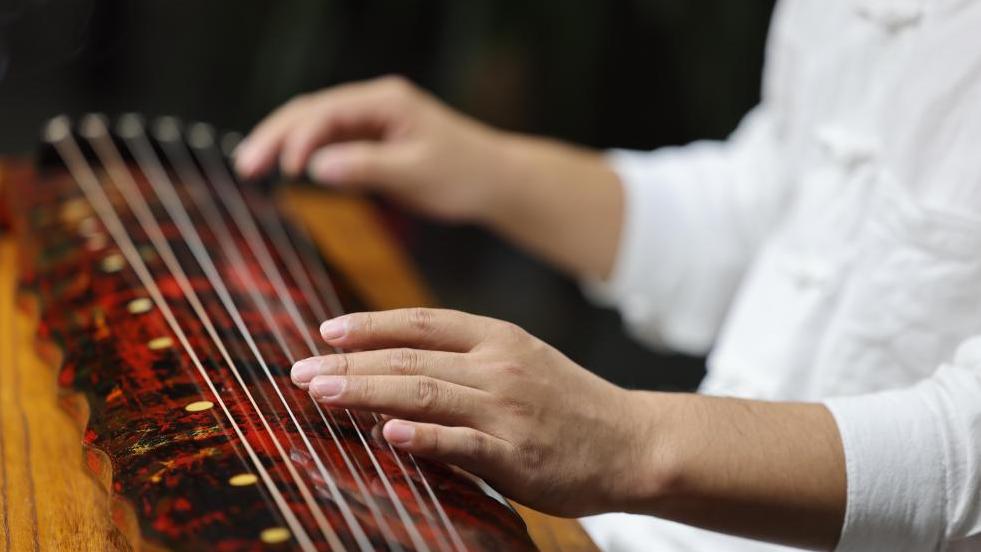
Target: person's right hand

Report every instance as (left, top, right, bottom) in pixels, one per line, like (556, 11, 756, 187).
(234, 75, 510, 223)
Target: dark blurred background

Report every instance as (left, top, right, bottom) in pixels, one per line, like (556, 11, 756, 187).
(0, 0, 775, 391)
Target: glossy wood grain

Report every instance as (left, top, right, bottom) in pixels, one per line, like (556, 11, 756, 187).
(0, 237, 130, 551)
(0, 160, 597, 551)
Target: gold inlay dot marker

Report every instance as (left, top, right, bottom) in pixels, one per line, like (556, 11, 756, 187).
(260, 527, 291, 544)
(148, 336, 174, 351)
(101, 254, 125, 273)
(184, 400, 214, 413)
(60, 198, 90, 224)
(228, 473, 258, 487)
(78, 216, 100, 237)
(127, 298, 153, 314)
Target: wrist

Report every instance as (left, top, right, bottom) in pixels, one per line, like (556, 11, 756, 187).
(602, 390, 688, 514)
(469, 129, 535, 227)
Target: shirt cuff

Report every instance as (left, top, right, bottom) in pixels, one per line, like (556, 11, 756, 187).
(824, 383, 947, 551)
(581, 148, 712, 354)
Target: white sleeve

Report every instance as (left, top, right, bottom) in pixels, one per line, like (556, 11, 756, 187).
(585, 0, 806, 355)
(587, 107, 792, 355)
(824, 337, 981, 551)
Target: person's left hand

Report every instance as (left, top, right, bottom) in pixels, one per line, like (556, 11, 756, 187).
(290, 308, 656, 517)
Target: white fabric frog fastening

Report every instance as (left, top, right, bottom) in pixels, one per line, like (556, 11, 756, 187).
(852, 0, 924, 32)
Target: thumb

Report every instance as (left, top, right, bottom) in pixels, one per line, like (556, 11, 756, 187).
(307, 141, 405, 190)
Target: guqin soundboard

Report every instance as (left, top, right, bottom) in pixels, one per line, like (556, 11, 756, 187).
(2, 113, 544, 551)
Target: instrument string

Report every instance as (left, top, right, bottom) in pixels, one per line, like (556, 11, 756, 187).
(153, 121, 351, 480)
(253, 180, 458, 552)
(44, 117, 318, 552)
(78, 116, 344, 550)
(189, 126, 430, 552)
(283, 212, 466, 552)
(114, 115, 379, 551)
(161, 151, 369, 499)
(254, 154, 467, 552)
(145, 116, 389, 551)
(153, 120, 343, 467)
(178, 125, 411, 551)
(194, 129, 426, 550)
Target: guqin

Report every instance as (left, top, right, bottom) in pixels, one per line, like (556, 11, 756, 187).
(4, 113, 539, 551)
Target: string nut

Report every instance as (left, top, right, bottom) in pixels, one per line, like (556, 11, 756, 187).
(117, 113, 145, 139)
(79, 114, 110, 139)
(153, 117, 182, 143)
(187, 123, 215, 149)
(43, 115, 71, 144)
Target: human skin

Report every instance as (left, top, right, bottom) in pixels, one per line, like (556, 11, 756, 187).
(235, 75, 623, 281)
(237, 77, 846, 550)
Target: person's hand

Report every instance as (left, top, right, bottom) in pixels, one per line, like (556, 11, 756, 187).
(288, 308, 848, 548)
(237, 75, 624, 280)
(235, 76, 509, 223)
(289, 308, 656, 516)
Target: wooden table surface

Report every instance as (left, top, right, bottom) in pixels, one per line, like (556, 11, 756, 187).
(0, 162, 598, 551)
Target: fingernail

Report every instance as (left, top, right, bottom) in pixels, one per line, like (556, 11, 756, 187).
(384, 421, 415, 445)
(291, 357, 321, 384)
(310, 376, 345, 399)
(320, 318, 346, 340)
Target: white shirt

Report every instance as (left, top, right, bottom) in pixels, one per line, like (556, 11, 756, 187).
(580, 0, 981, 550)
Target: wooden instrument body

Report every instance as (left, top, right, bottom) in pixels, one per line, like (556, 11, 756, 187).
(0, 158, 597, 551)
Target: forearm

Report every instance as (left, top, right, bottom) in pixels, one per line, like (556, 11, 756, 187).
(480, 132, 624, 280)
(626, 392, 847, 551)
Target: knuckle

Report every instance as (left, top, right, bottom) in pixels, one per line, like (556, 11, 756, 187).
(427, 426, 440, 453)
(517, 439, 545, 469)
(379, 76, 421, 109)
(331, 354, 350, 376)
(494, 360, 526, 379)
(415, 377, 441, 412)
(283, 132, 314, 157)
(498, 321, 529, 342)
(349, 377, 368, 403)
(405, 308, 435, 336)
(468, 431, 488, 457)
(388, 348, 419, 376)
(287, 93, 312, 109)
(498, 396, 533, 417)
(352, 312, 374, 337)
(379, 74, 413, 94)
(343, 152, 372, 181)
